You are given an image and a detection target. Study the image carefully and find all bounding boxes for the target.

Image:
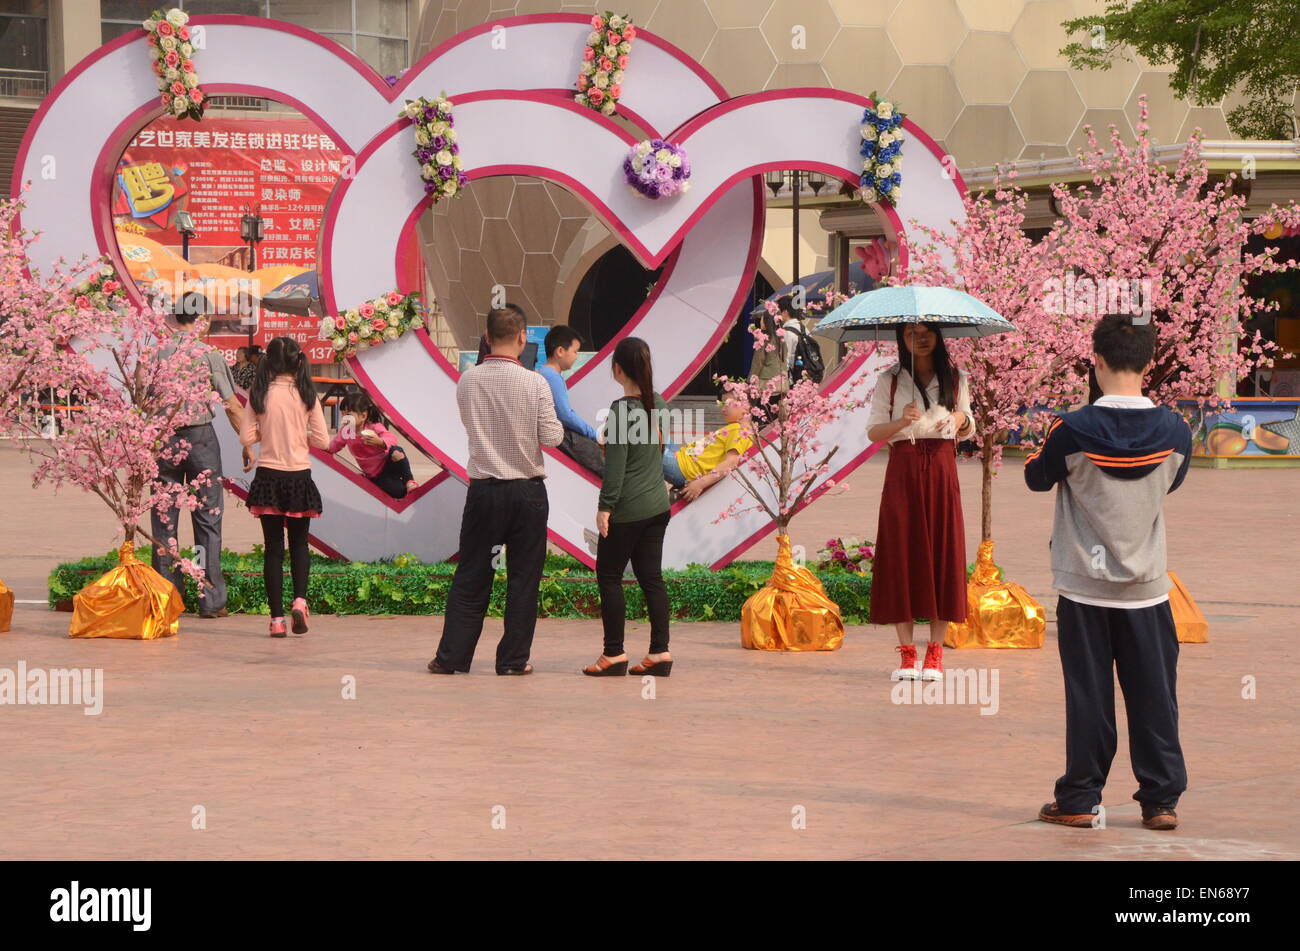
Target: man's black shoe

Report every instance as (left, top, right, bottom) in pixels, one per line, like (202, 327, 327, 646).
(427, 659, 456, 675)
(1141, 806, 1178, 830)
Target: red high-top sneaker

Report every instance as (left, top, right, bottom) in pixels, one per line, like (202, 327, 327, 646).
(891, 644, 919, 681)
(921, 641, 944, 681)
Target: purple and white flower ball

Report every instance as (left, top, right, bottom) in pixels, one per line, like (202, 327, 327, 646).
(624, 139, 691, 199)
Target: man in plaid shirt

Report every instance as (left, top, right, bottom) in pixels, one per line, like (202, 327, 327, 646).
(429, 304, 564, 676)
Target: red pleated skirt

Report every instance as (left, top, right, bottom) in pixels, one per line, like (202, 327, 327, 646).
(870, 438, 967, 625)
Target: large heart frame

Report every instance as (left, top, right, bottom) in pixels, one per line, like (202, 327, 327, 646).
(14, 13, 966, 569)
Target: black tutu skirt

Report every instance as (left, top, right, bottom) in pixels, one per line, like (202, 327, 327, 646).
(246, 467, 323, 518)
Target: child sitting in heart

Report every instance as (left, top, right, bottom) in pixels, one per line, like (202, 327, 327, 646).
(329, 392, 418, 499)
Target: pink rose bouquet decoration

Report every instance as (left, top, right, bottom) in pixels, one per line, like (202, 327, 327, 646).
(144, 8, 206, 122)
(574, 12, 635, 117)
(815, 537, 874, 574)
(319, 290, 425, 362)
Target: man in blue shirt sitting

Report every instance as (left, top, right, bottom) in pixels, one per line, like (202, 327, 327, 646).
(538, 325, 604, 476)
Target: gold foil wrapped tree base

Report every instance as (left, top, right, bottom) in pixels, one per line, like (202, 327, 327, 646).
(945, 539, 1046, 649)
(741, 535, 845, 651)
(1168, 571, 1208, 643)
(69, 540, 183, 639)
(0, 578, 13, 632)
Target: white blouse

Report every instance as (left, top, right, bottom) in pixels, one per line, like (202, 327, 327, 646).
(868, 366, 976, 444)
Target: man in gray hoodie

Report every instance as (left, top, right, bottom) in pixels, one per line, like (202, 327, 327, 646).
(1025, 314, 1192, 831)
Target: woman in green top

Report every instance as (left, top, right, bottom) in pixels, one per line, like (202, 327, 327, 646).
(583, 337, 673, 679)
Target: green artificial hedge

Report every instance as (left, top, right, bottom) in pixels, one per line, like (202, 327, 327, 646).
(50, 549, 874, 623)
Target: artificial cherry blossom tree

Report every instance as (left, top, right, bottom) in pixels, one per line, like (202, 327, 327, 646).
(0, 195, 219, 582)
(906, 97, 1300, 541)
(713, 309, 862, 536)
(1050, 98, 1300, 407)
(906, 169, 1092, 541)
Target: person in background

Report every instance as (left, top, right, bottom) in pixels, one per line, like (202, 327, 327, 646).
(151, 292, 247, 619)
(474, 303, 527, 366)
(1027, 314, 1192, 832)
(662, 393, 752, 502)
(428, 304, 564, 676)
(241, 336, 331, 638)
(232, 346, 257, 391)
(750, 299, 791, 423)
(779, 298, 808, 381)
(329, 391, 419, 499)
(584, 337, 672, 679)
(539, 324, 604, 476)
(866, 321, 975, 683)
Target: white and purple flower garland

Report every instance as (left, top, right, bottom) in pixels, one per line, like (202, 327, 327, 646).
(624, 139, 691, 200)
(859, 93, 905, 206)
(399, 95, 468, 203)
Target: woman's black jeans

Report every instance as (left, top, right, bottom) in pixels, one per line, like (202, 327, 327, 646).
(596, 509, 671, 657)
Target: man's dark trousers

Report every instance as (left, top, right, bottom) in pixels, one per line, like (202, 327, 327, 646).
(151, 423, 227, 612)
(435, 477, 549, 672)
(1055, 596, 1187, 814)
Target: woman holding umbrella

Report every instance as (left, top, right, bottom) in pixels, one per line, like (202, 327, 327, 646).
(866, 321, 974, 681)
(816, 286, 1012, 682)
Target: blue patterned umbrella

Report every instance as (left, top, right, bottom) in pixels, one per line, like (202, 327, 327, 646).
(810, 285, 1014, 343)
(812, 284, 1014, 443)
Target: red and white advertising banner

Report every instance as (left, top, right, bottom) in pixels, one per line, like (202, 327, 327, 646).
(114, 113, 343, 363)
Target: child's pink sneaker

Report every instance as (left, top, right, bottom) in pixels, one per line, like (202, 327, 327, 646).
(269, 617, 287, 638)
(291, 598, 310, 634)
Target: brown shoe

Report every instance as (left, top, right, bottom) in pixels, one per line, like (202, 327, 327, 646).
(1038, 801, 1095, 827)
(199, 607, 230, 619)
(1141, 806, 1178, 830)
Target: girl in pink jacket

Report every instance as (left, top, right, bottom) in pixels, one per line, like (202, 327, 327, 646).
(240, 336, 330, 637)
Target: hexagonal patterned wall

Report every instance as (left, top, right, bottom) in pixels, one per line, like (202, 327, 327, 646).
(413, 0, 1268, 344)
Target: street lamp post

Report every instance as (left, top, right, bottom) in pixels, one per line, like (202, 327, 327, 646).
(175, 209, 196, 262)
(239, 205, 265, 348)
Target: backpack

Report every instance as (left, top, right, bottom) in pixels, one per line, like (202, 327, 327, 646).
(791, 323, 825, 384)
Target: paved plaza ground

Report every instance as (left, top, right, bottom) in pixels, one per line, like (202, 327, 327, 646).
(0, 444, 1296, 860)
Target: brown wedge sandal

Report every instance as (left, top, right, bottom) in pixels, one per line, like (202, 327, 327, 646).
(582, 655, 628, 677)
(629, 655, 673, 677)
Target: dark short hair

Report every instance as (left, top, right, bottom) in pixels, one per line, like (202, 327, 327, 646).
(776, 294, 798, 316)
(1093, 313, 1156, 374)
(544, 324, 582, 358)
(173, 292, 210, 325)
(486, 303, 527, 342)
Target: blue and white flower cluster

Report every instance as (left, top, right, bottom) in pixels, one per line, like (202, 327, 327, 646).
(859, 95, 905, 206)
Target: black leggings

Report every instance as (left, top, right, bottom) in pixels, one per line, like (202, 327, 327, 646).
(370, 446, 415, 499)
(596, 510, 671, 657)
(261, 515, 311, 617)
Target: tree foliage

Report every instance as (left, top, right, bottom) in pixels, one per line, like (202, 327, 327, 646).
(1061, 0, 1299, 139)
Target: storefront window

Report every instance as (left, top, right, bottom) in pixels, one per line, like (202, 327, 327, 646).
(1241, 230, 1300, 397)
(100, 1, 410, 76)
(0, 0, 49, 99)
